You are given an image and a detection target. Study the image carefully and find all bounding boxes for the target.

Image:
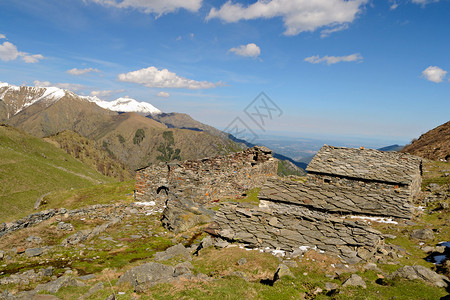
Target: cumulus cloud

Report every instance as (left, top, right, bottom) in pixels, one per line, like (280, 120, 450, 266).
(0, 34, 6, 39)
(304, 53, 363, 65)
(207, 0, 367, 36)
(117, 66, 220, 89)
(421, 66, 447, 83)
(157, 91, 170, 98)
(67, 67, 100, 76)
(0, 41, 19, 61)
(33, 80, 85, 92)
(86, 0, 202, 16)
(229, 43, 261, 57)
(0, 40, 44, 63)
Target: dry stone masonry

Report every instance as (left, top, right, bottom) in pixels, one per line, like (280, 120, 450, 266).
(261, 146, 422, 219)
(211, 145, 423, 262)
(135, 146, 278, 204)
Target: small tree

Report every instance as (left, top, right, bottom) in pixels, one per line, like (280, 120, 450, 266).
(133, 129, 145, 145)
(156, 131, 181, 161)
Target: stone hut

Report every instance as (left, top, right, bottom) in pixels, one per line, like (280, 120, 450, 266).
(135, 146, 278, 204)
(212, 146, 423, 262)
(307, 145, 422, 198)
(259, 145, 422, 219)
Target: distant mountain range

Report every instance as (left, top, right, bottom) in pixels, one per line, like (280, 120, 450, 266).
(377, 144, 404, 152)
(0, 82, 242, 170)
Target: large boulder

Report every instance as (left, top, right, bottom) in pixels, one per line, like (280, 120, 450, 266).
(388, 265, 448, 288)
(161, 197, 215, 233)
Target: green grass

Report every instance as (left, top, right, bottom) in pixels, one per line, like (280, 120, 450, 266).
(0, 125, 117, 222)
(42, 180, 135, 211)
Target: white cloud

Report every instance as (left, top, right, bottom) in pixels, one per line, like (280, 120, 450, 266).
(0, 41, 19, 61)
(0, 34, 6, 39)
(67, 67, 100, 76)
(229, 43, 261, 57)
(86, 0, 202, 16)
(421, 66, 447, 83)
(33, 80, 85, 92)
(117, 66, 220, 89)
(412, 0, 439, 5)
(320, 24, 349, 38)
(0, 40, 44, 63)
(304, 53, 363, 65)
(207, 0, 367, 36)
(20, 53, 44, 63)
(157, 91, 170, 98)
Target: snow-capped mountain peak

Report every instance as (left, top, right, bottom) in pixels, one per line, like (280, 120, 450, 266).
(87, 96, 162, 116)
(0, 81, 68, 116)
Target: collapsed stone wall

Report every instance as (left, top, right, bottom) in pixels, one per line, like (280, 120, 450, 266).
(212, 201, 383, 263)
(259, 178, 414, 218)
(135, 146, 278, 204)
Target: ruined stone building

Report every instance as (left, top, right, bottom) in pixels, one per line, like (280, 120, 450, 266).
(135, 146, 278, 204)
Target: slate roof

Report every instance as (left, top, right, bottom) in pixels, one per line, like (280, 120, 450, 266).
(306, 145, 422, 185)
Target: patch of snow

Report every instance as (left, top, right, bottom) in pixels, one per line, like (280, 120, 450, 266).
(271, 249, 286, 256)
(349, 215, 398, 224)
(0, 81, 9, 88)
(88, 96, 162, 115)
(134, 201, 156, 206)
(299, 246, 310, 251)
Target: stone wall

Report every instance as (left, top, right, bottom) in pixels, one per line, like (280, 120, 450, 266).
(212, 201, 383, 263)
(259, 177, 414, 218)
(135, 146, 278, 204)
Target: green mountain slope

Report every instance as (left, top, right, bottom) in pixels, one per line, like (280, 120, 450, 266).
(0, 124, 116, 222)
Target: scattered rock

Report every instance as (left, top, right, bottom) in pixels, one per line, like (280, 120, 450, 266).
(26, 235, 43, 244)
(16, 247, 26, 254)
(154, 243, 191, 261)
(387, 265, 448, 288)
(0, 250, 4, 260)
(421, 246, 435, 253)
(273, 264, 295, 282)
(161, 197, 214, 233)
(117, 262, 175, 292)
(325, 282, 339, 291)
(237, 258, 247, 266)
(214, 238, 229, 248)
(25, 248, 44, 257)
(342, 274, 366, 289)
(57, 222, 74, 231)
(77, 274, 95, 281)
(173, 262, 193, 278)
(35, 276, 85, 294)
(410, 229, 435, 241)
(363, 262, 381, 273)
(79, 282, 104, 300)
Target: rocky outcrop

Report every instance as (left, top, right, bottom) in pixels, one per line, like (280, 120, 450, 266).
(161, 197, 215, 233)
(212, 201, 383, 262)
(387, 265, 449, 288)
(117, 261, 198, 292)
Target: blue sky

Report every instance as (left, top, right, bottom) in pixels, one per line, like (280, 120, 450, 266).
(0, 0, 449, 145)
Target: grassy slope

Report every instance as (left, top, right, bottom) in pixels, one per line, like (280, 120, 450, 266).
(0, 125, 116, 222)
(0, 160, 448, 299)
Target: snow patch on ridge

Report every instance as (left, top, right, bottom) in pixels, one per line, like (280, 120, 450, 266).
(88, 96, 162, 115)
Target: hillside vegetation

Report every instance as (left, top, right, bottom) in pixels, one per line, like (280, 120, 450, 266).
(401, 120, 450, 161)
(46, 130, 133, 181)
(0, 124, 116, 222)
